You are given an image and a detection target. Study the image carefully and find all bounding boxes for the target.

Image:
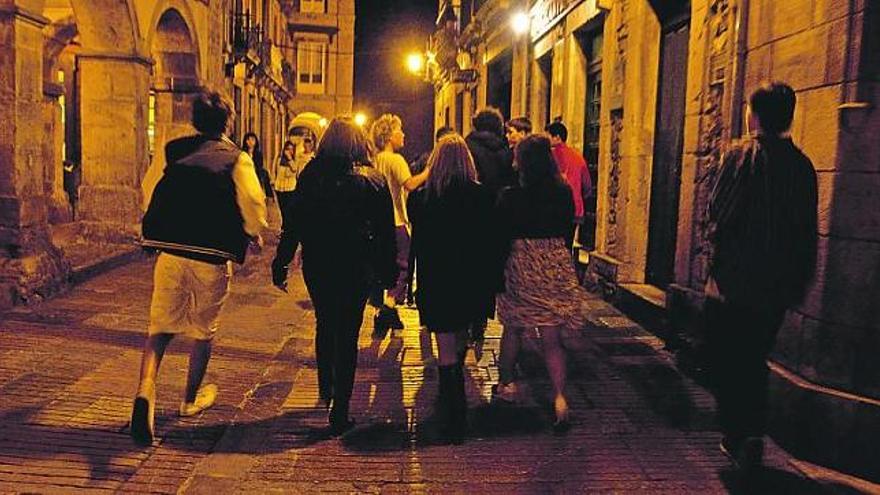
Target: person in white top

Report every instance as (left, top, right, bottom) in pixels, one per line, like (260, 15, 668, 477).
(368, 114, 430, 336)
(272, 137, 313, 230)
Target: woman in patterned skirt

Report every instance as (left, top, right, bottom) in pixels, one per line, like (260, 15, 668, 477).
(495, 133, 589, 432)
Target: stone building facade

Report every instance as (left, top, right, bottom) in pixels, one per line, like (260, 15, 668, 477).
(0, 0, 353, 307)
(430, 0, 879, 482)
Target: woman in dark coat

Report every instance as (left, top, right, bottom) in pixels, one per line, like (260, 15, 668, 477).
(408, 134, 495, 443)
(272, 117, 398, 434)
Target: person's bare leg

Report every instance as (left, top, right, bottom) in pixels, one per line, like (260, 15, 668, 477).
(184, 338, 213, 403)
(540, 326, 569, 424)
(498, 326, 523, 385)
(137, 333, 174, 396)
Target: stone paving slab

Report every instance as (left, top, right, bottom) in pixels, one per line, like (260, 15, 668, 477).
(0, 252, 829, 494)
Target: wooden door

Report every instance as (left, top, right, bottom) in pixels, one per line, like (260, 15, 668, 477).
(646, 21, 690, 287)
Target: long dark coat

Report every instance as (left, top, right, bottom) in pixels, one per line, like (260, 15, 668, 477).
(408, 182, 496, 331)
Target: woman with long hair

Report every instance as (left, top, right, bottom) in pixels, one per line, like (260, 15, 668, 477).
(271, 140, 304, 230)
(495, 134, 589, 433)
(242, 131, 273, 199)
(408, 134, 495, 443)
(272, 116, 398, 434)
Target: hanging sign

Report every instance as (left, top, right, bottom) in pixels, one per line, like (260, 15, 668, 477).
(530, 0, 584, 41)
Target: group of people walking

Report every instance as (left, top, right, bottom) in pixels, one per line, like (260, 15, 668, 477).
(268, 107, 592, 442)
(131, 81, 818, 474)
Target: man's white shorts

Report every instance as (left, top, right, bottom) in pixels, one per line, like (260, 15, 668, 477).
(148, 252, 232, 340)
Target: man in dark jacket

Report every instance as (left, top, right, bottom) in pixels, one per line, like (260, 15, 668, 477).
(272, 116, 398, 434)
(706, 81, 818, 471)
(466, 107, 515, 198)
(464, 108, 515, 344)
(132, 89, 267, 446)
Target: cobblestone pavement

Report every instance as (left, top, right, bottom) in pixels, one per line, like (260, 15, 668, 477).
(0, 252, 827, 494)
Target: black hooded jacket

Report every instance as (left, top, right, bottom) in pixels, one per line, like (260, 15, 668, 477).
(465, 130, 515, 197)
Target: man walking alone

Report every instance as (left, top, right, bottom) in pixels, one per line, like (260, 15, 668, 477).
(132, 89, 267, 446)
(706, 81, 818, 471)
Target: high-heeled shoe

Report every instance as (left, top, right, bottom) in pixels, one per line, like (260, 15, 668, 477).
(552, 395, 571, 434)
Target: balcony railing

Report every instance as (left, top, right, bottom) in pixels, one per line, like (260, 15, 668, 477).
(230, 12, 263, 74)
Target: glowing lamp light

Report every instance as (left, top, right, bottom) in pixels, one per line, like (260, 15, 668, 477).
(354, 113, 367, 127)
(318, 117, 328, 128)
(511, 12, 530, 35)
(406, 52, 425, 74)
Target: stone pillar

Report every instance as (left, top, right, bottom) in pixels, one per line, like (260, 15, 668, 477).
(75, 52, 151, 233)
(0, 2, 69, 307)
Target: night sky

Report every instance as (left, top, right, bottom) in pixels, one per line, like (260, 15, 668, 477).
(354, 0, 437, 162)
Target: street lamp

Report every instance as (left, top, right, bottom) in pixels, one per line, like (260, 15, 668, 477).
(406, 52, 425, 74)
(511, 12, 530, 35)
(354, 113, 367, 127)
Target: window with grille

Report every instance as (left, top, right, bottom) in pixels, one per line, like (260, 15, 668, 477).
(300, 0, 325, 13)
(583, 31, 603, 168)
(297, 40, 326, 94)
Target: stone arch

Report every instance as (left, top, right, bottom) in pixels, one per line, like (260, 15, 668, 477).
(146, 6, 202, 173)
(42, 0, 152, 226)
(66, 0, 141, 54)
(145, 1, 203, 85)
(151, 8, 200, 88)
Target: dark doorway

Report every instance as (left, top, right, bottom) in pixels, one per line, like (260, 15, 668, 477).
(577, 28, 603, 250)
(646, 13, 690, 287)
(487, 48, 512, 120)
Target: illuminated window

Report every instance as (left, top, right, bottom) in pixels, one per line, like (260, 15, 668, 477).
(300, 0, 325, 13)
(148, 90, 157, 158)
(58, 70, 66, 161)
(297, 40, 326, 94)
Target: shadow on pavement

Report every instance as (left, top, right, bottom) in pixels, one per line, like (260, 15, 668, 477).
(719, 466, 831, 494)
(0, 406, 148, 487)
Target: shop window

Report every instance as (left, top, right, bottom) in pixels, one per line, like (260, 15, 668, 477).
(455, 91, 464, 133)
(297, 40, 327, 94)
(148, 90, 157, 158)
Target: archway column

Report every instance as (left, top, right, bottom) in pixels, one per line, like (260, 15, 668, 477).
(75, 51, 151, 228)
(0, 2, 70, 306)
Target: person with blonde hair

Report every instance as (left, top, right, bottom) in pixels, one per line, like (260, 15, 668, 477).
(272, 116, 398, 435)
(368, 114, 430, 337)
(408, 134, 495, 443)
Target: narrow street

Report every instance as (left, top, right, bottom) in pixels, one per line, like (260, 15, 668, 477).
(0, 252, 825, 494)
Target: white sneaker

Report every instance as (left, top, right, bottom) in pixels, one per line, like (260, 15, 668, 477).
(179, 383, 218, 417)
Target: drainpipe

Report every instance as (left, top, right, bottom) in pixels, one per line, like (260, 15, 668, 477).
(729, 0, 750, 138)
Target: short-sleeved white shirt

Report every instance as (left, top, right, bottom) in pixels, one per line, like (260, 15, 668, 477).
(374, 150, 412, 227)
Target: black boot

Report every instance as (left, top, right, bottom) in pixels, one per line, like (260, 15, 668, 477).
(386, 306, 404, 330)
(438, 364, 466, 444)
(372, 309, 390, 340)
(329, 401, 355, 436)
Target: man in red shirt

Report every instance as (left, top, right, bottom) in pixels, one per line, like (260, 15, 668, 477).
(545, 121, 592, 248)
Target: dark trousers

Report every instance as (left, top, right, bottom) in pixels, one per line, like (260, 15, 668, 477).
(304, 267, 369, 416)
(704, 297, 786, 442)
(275, 190, 296, 231)
(371, 226, 410, 307)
